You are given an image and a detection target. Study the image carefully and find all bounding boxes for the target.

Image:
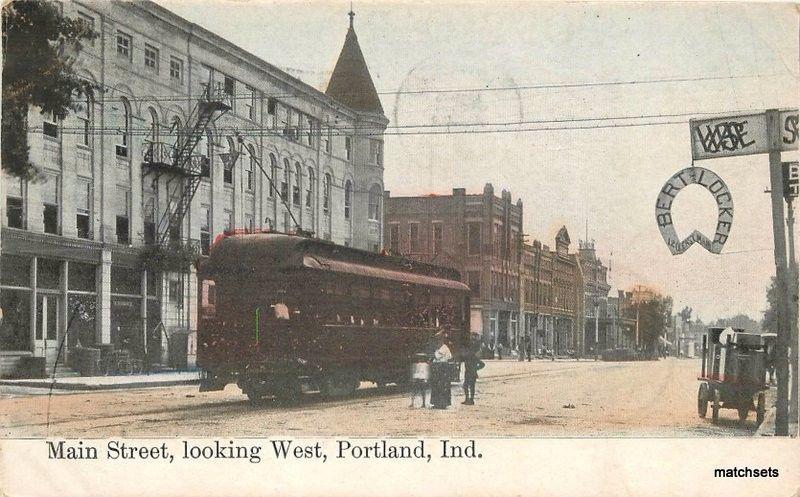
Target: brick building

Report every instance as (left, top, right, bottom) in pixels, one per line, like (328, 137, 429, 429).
(520, 228, 584, 357)
(383, 184, 523, 351)
(578, 240, 612, 355)
(0, 1, 387, 376)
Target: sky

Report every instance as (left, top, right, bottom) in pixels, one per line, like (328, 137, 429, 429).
(155, 0, 799, 323)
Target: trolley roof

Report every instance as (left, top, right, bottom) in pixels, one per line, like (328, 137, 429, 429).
(199, 233, 469, 292)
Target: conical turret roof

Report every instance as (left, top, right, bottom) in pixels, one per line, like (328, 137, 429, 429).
(325, 11, 384, 114)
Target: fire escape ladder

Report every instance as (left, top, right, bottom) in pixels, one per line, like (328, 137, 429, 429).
(144, 82, 230, 248)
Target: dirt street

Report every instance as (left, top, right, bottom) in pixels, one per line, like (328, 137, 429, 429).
(0, 358, 766, 438)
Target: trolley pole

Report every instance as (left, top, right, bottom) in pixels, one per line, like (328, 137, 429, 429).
(766, 109, 791, 436)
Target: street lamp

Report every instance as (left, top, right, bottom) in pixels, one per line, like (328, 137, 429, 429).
(594, 298, 599, 361)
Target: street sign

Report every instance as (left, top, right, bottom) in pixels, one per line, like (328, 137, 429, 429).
(655, 166, 733, 255)
(690, 109, 798, 161)
(784, 161, 799, 200)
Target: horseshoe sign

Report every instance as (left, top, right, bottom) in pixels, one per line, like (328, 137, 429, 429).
(655, 167, 734, 255)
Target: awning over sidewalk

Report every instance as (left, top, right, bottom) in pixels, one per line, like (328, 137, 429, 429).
(303, 255, 470, 292)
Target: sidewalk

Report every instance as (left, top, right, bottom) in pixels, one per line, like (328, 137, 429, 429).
(754, 387, 798, 437)
(0, 371, 202, 391)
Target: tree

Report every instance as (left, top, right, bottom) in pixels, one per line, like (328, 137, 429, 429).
(762, 276, 779, 333)
(636, 297, 672, 353)
(2, 0, 96, 180)
(711, 314, 760, 332)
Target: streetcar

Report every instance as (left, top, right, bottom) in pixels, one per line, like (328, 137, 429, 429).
(196, 231, 471, 401)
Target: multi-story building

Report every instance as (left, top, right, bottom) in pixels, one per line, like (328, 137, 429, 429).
(578, 240, 611, 355)
(0, 1, 387, 376)
(519, 228, 584, 357)
(383, 184, 523, 352)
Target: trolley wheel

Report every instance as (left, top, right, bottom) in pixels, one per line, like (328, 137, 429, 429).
(697, 383, 709, 418)
(738, 405, 749, 423)
(711, 389, 721, 424)
(756, 392, 766, 425)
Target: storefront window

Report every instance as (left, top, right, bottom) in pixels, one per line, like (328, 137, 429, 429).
(37, 258, 60, 290)
(1, 255, 31, 287)
(111, 266, 140, 295)
(0, 289, 31, 351)
(68, 262, 96, 292)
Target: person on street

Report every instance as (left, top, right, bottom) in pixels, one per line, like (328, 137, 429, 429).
(496, 342, 504, 360)
(430, 335, 453, 409)
(462, 350, 485, 405)
(409, 353, 431, 408)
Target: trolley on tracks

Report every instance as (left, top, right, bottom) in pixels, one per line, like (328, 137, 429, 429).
(196, 232, 471, 402)
(697, 327, 773, 425)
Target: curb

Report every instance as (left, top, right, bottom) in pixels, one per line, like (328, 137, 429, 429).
(0, 379, 201, 391)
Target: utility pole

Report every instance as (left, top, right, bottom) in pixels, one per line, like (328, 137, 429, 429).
(786, 196, 798, 421)
(594, 298, 599, 361)
(766, 109, 791, 436)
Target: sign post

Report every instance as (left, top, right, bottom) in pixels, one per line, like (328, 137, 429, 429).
(766, 109, 791, 436)
(686, 108, 799, 436)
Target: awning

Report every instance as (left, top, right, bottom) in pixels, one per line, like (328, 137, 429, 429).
(303, 255, 470, 292)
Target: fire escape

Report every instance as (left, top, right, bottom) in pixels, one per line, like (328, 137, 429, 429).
(142, 81, 231, 247)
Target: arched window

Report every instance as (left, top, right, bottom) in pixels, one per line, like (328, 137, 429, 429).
(306, 167, 315, 208)
(117, 97, 131, 158)
(268, 153, 277, 197)
(292, 162, 302, 205)
(368, 184, 381, 221)
(245, 144, 256, 192)
(344, 180, 352, 220)
(323, 173, 331, 212)
(281, 158, 290, 201)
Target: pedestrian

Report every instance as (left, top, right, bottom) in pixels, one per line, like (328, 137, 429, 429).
(429, 334, 453, 409)
(462, 350, 485, 405)
(496, 342, 504, 360)
(409, 353, 430, 408)
(525, 333, 532, 361)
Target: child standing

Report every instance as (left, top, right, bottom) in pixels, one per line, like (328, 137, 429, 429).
(409, 353, 431, 408)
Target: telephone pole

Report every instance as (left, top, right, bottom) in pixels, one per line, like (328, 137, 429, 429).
(785, 196, 798, 422)
(766, 109, 791, 436)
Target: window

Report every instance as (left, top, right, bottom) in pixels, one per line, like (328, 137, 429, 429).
(116, 32, 131, 60)
(368, 184, 381, 221)
(168, 279, 183, 304)
(245, 151, 255, 191)
(467, 223, 481, 255)
(344, 180, 352, 219)
(76, 179, 91, 239)
(306, 168, 314, 208)
(281, 159, 290, 201)
(144, 44, 159, 72)
(78, 13, 95, 46)
(78, 92, 91, 146)
(169, 57, 183, 83)
(42, 174, 59, 234)
(196, 131, 210, 178)
(6, 177, 24, 229)
(244, 86, 256, 121)
(468, 271, 481, 297)
(345, 136, 352, 161)
(267, 98, 277, 128)
(200, 205, 211, 255)
(323, 173, 331, 212)
(433, 223, 443, 254)
(223, 155, 234, 185)
(323, 126, 331, 154)
(224, 209, 233, 231)
(116, 188, 130, 244)
(223, 75, 235, 112)
(42, 111, 58, 138)
(116, 98, 130, 158)
(389, 224, 399, 254)
(371, 139, 383, 165)
(143, 195, 156, 244)
(306, 117, 314, 146)
(292, 163, 302, 206)
(268, 154, 277, 197)
(409, 224, 420, 253)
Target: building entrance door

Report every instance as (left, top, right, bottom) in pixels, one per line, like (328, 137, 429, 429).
(34, 293, 61, 371)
